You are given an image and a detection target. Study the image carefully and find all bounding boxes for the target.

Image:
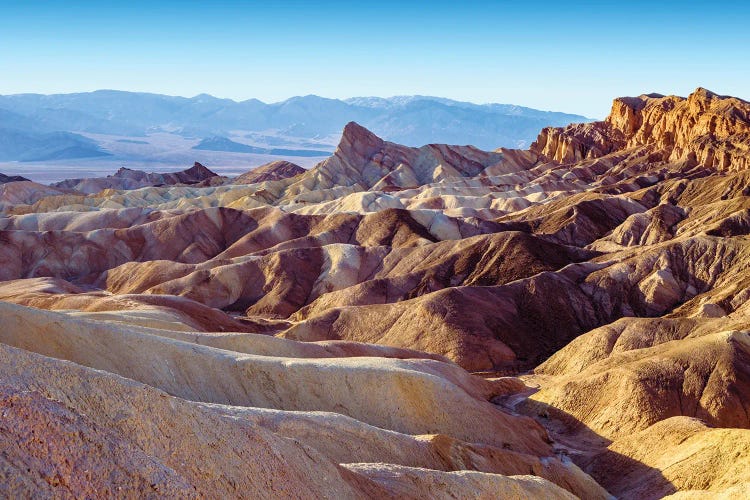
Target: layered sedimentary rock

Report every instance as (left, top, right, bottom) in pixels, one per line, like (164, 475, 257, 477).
(0, 180, 69, 209)
(52, 162, 219, 194)
(531, 88, 750, 171)
(0, 301, 607, 498)
(233, 160, 305, 184)
(583, 417, 750, 499)
(2, 88, 750, 497)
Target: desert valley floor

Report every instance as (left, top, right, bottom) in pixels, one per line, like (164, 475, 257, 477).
(1, 88, 749, 498)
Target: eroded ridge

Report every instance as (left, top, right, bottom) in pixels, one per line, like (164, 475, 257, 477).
(1, 88, 750, 498)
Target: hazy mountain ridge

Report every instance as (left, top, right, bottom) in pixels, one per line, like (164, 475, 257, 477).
(2, 88, 750, 498)
(0, 128, 110, 162)
(0, 90, 590, 161)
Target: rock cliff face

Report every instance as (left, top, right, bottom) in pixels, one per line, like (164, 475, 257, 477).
(1, 88, 750, 497)
(531, 88, 750, 170)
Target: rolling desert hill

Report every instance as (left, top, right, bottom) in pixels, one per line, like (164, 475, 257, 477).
(1, 87, 749, 497)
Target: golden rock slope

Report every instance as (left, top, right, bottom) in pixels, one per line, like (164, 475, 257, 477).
(1, 88, 750, 497)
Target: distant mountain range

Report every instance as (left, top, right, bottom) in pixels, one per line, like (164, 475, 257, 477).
(0, 108, 110, 162)
(0, 90, 590, 161)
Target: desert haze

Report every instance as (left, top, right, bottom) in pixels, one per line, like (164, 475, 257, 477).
(1, 87, 750, 498)
(0, 91, 587, 184)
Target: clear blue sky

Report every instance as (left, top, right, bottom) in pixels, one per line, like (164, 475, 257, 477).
(1, 0, 748, 117)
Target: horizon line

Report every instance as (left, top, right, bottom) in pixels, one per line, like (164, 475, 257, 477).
(0, 88, 602, 119)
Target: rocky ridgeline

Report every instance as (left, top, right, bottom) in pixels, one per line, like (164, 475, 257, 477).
(532, 88, 750, 170)
(1, 88, 750, 498)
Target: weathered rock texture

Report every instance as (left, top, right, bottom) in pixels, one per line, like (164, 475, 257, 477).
(233, 160, 305, 184)
(1, 88, 750, 497)
(531, 88, 750, 171)
(0, 302, 607, 498)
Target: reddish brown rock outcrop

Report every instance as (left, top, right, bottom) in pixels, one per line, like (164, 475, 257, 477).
(2, 88, 750, 498)
(233, 160, 305, 184)
(531, 88, 750, 171)
(52, 162, 219, 193)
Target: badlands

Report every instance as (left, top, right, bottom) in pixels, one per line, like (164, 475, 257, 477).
(1, 88, 749, 498)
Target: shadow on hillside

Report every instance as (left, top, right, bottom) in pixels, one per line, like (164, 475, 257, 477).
(502, 394, 678, 500)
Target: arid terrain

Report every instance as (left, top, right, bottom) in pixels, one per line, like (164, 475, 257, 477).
(1, 87, 749, 498)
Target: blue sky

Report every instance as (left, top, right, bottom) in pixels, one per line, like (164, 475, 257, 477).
(1, 0, 748, 117)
